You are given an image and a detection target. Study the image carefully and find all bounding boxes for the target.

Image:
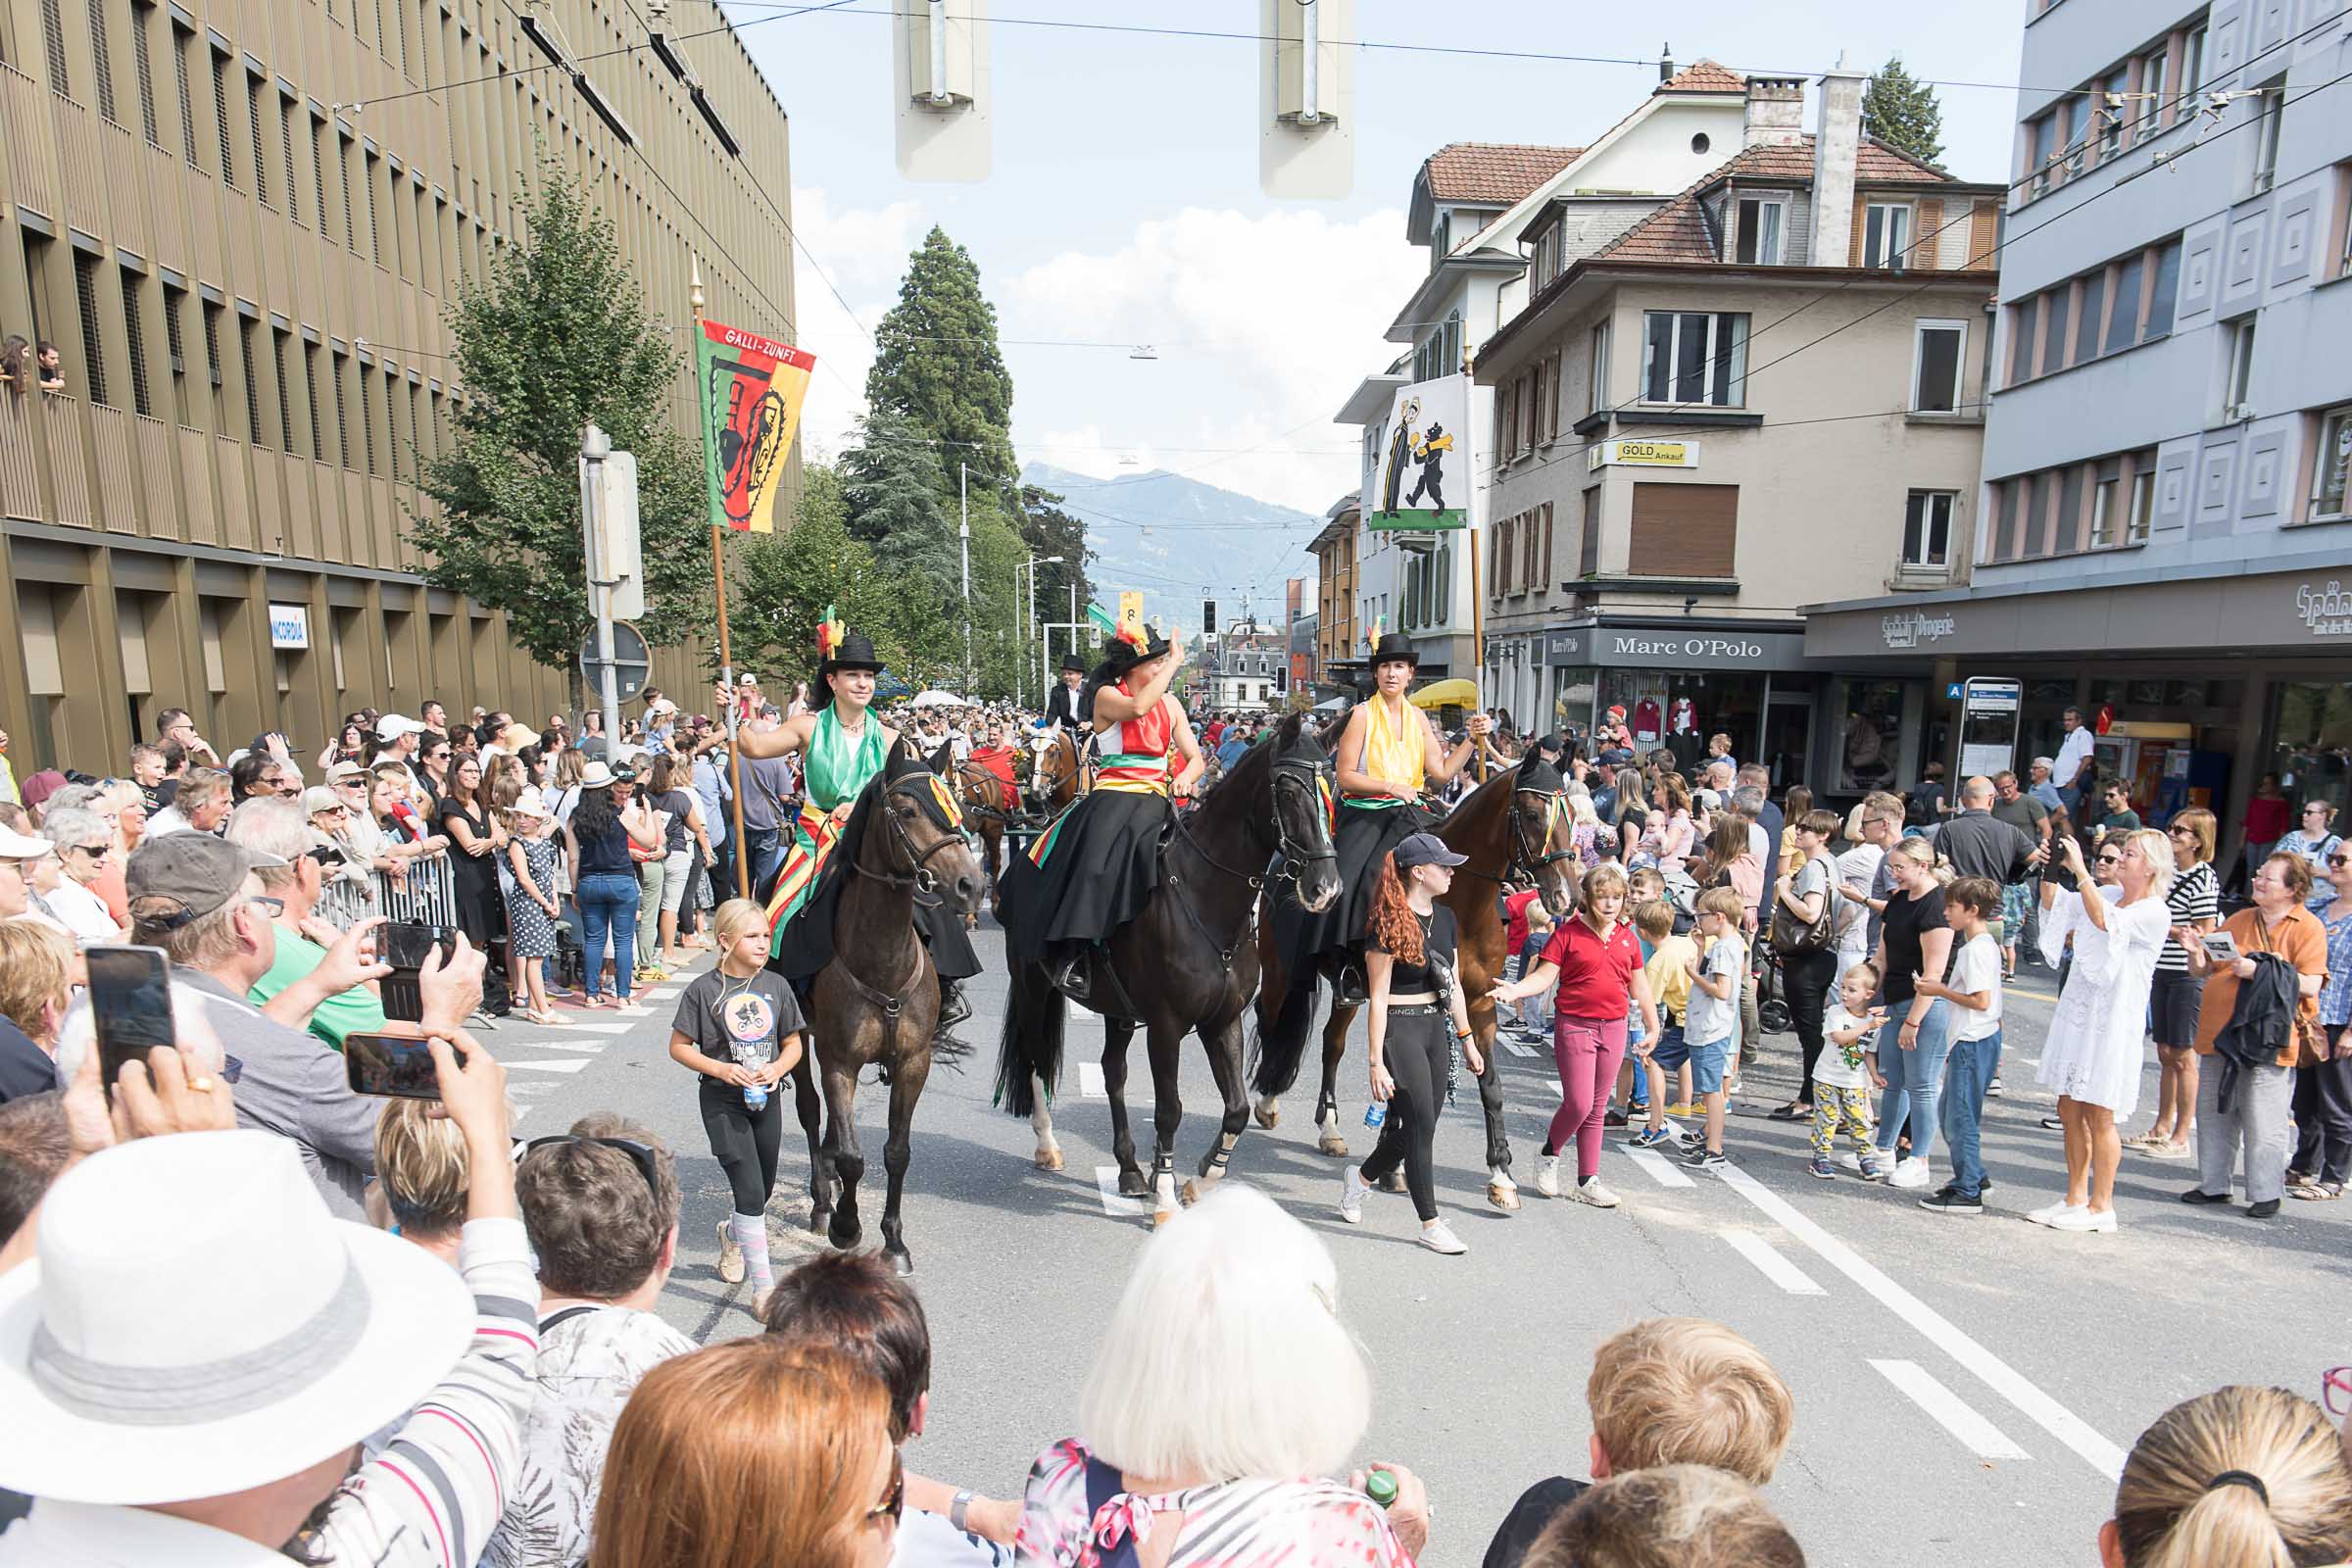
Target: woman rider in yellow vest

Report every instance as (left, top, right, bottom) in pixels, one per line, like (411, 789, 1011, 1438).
(1275, 629, 1489, 1002)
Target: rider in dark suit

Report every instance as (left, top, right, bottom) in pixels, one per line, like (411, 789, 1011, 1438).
(1044, 653, 1088, 733)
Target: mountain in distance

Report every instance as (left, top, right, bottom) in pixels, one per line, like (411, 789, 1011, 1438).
(1021, 463, 1325, 635)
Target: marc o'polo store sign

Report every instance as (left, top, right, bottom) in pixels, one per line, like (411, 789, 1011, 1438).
(1545, 626, 1808, 670)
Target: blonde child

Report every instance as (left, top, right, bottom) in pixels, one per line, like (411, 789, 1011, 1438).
(1811, 961, 1887, 1180)
(1624, 900, 1695, 1150)
(1912, 877, 2006, 1212)
(1681, 887, 1745, 1170)
(667, 899, 806, 1303)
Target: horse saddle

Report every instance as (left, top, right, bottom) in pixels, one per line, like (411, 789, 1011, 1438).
(1054, 945, 1142, 1022)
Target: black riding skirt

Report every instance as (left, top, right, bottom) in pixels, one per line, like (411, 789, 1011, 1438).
(769, 844, 982, 984)
(1274, 801, 1433, 971)
(1000, 788, 1170, 962)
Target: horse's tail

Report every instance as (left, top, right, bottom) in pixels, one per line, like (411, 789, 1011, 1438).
(1248, 940, 1322, 1100)
(993, 958, 1065, 1118)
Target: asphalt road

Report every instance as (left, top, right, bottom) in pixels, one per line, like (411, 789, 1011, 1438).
(502, 920, 2350, 1568)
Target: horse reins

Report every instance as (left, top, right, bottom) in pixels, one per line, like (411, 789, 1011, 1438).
(1163, 758, 1332, 965)
(839, 772, 969, 1055)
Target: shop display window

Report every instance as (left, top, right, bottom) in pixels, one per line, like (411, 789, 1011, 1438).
(1834, 678, 1905, 794)
(2269, 680, 2352, 826)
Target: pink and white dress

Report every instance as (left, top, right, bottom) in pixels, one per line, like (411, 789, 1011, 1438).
(1014, 1440, 1416, 1568)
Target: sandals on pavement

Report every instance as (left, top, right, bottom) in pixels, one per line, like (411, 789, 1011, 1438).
(2289, 1180, 2342, 1200)
(1768, 1101, 1812, 1122)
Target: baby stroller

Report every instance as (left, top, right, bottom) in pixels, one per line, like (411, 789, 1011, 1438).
(1754, 943, 1790, 1035)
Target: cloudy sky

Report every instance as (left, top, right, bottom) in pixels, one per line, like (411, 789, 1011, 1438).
(730, 1, 2028, 515)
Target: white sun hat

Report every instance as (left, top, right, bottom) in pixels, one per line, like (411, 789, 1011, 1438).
(0, 1130, 472, 1505)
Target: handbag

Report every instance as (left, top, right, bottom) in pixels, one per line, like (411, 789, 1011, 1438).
(1769, 861, 1835, 955)
(2245, 913, 2326, 1065)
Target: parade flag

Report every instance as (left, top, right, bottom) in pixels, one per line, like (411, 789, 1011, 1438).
(696, 318, 815, 533)
(1085, 602, 1116, 635)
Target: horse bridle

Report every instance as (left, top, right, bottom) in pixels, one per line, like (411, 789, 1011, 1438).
(854, 775, 969, 907)
(1453, 785, 1576, 900)
(1164, 758, 1333, 963)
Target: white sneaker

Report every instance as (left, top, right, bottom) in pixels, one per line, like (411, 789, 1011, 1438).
(715, 1220, 745, 1285)
(2026, 1200, 2082, 1227)
(1418, 1219, 1468, 1255)
(1534, 1153, 1561, 1199)
(2045, 1205, 2117, 1233)
(1573, 1177, 1621, 1208)
(1339, 1166, 1370, 1225)
(1887, 1157, 1933, 1190)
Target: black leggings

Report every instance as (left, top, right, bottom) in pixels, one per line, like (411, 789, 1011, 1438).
(699, 1074, 782, 1215)
(1782, 948, 1838, 1102)
(1360, 1010, 1449, 1223)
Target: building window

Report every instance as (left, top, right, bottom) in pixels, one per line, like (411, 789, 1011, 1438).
(2072, 270, 2105, 363)
(209, 48, 235, 187)
(271, 327, 294, 453)
(247, 74, 270, 208)
(2251, 74, 2285, 194)
(74, 250, 111, 406)
(1640, 311, 1747, 407)
(2133, 45, 2167, 143)
(1862, 203, 1913, 269)
(237, 318, 261, 442)
(130, 1, 160, 145)
(2224, 318, 2257, 416)
(199, 300, 222, 405)
(40, 0, 71, 95)
(2104, 252, 2146, 355)
(2126, 465, 2154, 544)
(1628, 482, 1738, 576)
(2089, 460, 2123, 548)
(172, 21, 198, 167)
(162, 284, 188, 423)
(1902, 491, 1955, 568)
(2311, 405, 2351, 520)
(359, 368, 376, 474)
(2008, 296, 2037, 385)
(88, 0, 119, 123)
(1588, 319, 1610, 415)
(120, 266, 152, 416)
(1912, 320, 1966, 413)
(338, 130, 358, 252)
(2027, 113, 2054, 196)
(1580, 486, 1601, 576)
(2144, 240, 2180, 339)
(1735, 196, 1784, 265)
(2041, 287, 2073, 376)
(303, 343, 322, 461)
(2181, 25, 2205, 102)
(365, 151, 383, 264)
(2096, 67, 2128, 161)
(279, 98, 302, 225)
(332, 351, 351, 466)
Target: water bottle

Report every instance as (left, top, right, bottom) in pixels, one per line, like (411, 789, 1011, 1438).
(1363, 1100, 1387, 1130)
(1365, 1469, 1398, 1508)
(744, 1080, 768, 1112)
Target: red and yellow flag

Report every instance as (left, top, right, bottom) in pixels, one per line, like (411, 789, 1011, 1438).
(696, 318, 814, 534)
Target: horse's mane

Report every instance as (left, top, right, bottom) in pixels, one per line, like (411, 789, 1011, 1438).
(832, 736, 940, 873)
(1189, 709, 1310, 814)
(1436, 760, 1536, 840)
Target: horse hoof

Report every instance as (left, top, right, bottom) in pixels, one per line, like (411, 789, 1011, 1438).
(1377, 1169, 1408, 1194)
(1034, 1147, 1065, 1172)
(1488, 1181, 1522, 1212)
(1252, 1098, 1282, 1130)
(808, 1208, 832, 1237)
(827, 1219, 861, 1251)
(886, 1248, 915, 1277)
(1317, 1131, 1350, 1158)
(1117, 1168, 1151, 1200)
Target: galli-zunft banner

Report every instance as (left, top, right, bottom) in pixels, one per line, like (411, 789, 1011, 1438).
(696, 319, 815, 533)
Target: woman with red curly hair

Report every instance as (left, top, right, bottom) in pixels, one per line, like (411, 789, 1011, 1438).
(1340, 833, 1484, 1253)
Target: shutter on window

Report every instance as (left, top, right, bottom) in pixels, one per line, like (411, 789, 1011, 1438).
(1848, 200, 1867, 267)
(1967, 200, 1997, 269)
(1541, 504, 1554, 583)
(1914, 198, 1943, 268)
(1629, 482, 1739, 576)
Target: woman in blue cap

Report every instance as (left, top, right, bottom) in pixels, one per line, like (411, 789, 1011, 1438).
(1339, 832, 1484, 1254)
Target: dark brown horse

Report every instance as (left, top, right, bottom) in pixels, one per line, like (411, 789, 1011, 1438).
(954, 760, 1020, 921)
(995, 712, 1343, 1223)
(797, 737, 985, 1273)
(1249, 757, 1579, 1210)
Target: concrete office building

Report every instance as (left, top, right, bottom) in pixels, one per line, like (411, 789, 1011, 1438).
(1805, 0, 2352, 858)
(0, 0, 795, 769)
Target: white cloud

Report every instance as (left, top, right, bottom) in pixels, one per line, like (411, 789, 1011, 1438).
(788, 188, 924, 461)
(1003, 206, 1423, 514)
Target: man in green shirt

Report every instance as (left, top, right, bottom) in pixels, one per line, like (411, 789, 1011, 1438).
(229, 801, 389, 1049)
(2092, 780, 2142, 840)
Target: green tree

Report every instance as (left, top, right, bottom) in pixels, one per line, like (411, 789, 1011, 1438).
(1862, 56, 1945, 168)
(863, 226, 1017, 500)
(840, 412, 959, 600)
(412, 160, 708, 676)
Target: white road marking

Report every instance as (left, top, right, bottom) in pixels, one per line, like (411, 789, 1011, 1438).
(1872, 1359, 2031, 1459)
(514, 1040, 607, 1054)
(548, 1020, 634, 1035)
(1720, 1228, 1827, 1295)
(1498, 1037, 1538, 1058)
(1626, 1148, 1695, 1188)
(1094, 1166, 1150, 1217)
(1079, 1062, 1106, 1100)
(511, 1104, 533, 1126)
(506, 1058, 589, 1074)
(1715, 1163, 2124, 1477)
(643, 988, 679, 1002)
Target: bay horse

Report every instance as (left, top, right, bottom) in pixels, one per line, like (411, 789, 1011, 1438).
(793, 737, 985, 1274)
(953, 759, 1019, 920)
(994, 711, 1342, 1223)
(1248, 755, 1579, 1211)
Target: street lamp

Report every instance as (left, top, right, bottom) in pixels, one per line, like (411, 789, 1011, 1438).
(1019, 554, 1064, 707)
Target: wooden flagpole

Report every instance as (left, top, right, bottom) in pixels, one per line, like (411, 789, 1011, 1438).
(692, 258, 754, 900)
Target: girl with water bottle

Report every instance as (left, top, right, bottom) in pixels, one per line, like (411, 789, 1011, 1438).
(668, 898, 805, 1305)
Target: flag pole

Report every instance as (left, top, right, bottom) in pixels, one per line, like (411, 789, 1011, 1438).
(1465, 345, 1487, 784)
(692, 258, 754, 900)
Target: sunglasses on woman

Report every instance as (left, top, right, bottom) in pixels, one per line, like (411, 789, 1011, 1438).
(2095, 854, 2122, 866)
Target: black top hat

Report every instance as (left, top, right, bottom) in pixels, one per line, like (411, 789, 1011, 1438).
(1059, 652, 1089, 675)
(819, 630, 886, 677)
(1102, 628, 1172, 675)
(1369, 631, 1419, 668)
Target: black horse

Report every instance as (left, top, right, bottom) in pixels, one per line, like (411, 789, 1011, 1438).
(994, 711, 1343, 1222)
(787, 738, 985, 1274)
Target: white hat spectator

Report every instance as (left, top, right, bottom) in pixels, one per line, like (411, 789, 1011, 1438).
(579, 760, 617, 789)
(373, 714, 425, 743)
(324, 760, 367, 785)
(0, 824, 49, 858)
(2031, 756, 2056, 772)
(511, 787, 553, 821)
(0, 1129, 471, 1503)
